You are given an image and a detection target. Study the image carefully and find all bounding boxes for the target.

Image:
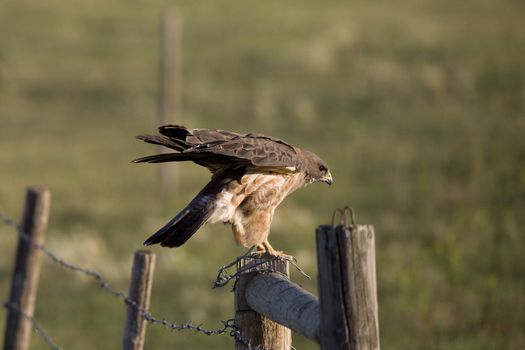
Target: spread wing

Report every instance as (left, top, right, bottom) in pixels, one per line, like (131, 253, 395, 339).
(133, 125, 302, 172)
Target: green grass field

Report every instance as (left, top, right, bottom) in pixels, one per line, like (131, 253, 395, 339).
(1, 0, 524, 349)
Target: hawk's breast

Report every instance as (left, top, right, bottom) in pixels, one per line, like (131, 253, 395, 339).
(207, 172, 304, 224)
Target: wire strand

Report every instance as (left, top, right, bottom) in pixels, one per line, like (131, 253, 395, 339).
(0, 211, 263, 350)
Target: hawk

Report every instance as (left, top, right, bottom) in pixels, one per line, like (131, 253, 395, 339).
(134, 125, 332, 254)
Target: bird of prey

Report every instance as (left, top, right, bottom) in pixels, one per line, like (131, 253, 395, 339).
(134, 125, 332, 254)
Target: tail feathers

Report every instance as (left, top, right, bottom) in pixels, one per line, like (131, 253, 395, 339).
(132, 153, 209, 164)
(136, 134, 190, 151)
(143, 194, 215, 248)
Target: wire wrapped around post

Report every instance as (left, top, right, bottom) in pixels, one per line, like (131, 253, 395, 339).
(234, 254, 292, 350)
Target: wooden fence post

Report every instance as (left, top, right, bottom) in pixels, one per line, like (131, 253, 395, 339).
(3, 187, 51, 350)
(234, 255, 292, 350)
(244, 273, 320, 343)
(316, 225, 380, 350)
(158, 8, 183, 195)
(122, 250, 156, 350)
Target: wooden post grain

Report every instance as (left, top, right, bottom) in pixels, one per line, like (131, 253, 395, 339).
(122, 250, 156, 350)
(234, 255, 292, 350)
(158, 8, 183, 195)
(316, 225, 380, 350)
(3, 187, 51, 350)
(245, 273, 320, 343)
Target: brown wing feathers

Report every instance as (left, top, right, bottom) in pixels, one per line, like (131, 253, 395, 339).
(135, 134, 188, 151)
(134, 125, 301, 170)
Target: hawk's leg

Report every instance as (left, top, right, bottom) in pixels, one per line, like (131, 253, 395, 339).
(256, 239, 284, 256)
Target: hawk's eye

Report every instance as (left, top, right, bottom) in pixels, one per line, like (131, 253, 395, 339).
(319, 165, 327, 172)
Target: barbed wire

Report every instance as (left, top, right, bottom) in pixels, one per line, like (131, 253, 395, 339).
(214, 248, 311, 290)
(0, 211, 263, 350)
(2, 301, 62, 350)
(214, 249, 284, 289)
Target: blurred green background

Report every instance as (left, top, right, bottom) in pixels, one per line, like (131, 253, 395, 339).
(1, 0, 524, 349)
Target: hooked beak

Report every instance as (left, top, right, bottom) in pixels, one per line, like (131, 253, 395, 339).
(321, 171, 333, 186)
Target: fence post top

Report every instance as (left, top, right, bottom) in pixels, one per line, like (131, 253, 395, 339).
(26, 186, 51, 197)
(134, 250, 155, 257)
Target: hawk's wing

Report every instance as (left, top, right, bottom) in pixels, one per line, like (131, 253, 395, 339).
(134, 125, 302, 172)
(184, 135, 301, 169)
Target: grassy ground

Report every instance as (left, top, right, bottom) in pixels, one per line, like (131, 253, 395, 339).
(1, 0, 524, 349)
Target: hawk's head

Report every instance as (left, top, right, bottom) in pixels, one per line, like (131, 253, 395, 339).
(301, 150, 333, 186)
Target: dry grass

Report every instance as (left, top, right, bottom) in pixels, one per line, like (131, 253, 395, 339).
(1, 0, 524, 349)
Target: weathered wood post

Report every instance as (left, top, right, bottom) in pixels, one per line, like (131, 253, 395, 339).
(122, 250, 156, 350)
(158, 8, 183, 195)
(3, 187, 51, 350)
(244, 273, 320, 343)
(234, 255, 292, 350)
(316, 224, 380, 350)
